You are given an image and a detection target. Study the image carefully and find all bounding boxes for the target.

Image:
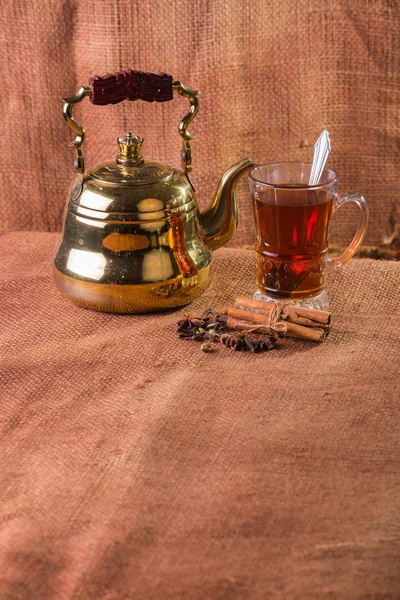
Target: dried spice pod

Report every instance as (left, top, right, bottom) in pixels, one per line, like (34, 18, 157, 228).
(220, 333, 245, 351)
(243, 336, 255, 352)
(200, 343, 213, 352)
(244, 334, 278, 353)
(177, 313, 204, 330)
(201, 308, 214, 320)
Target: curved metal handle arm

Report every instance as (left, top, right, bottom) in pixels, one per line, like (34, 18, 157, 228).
(62, 86, 91, 173)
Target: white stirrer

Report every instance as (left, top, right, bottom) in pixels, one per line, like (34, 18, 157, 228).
(309, 130, 331, 186)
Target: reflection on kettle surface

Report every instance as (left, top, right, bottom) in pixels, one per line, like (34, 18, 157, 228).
(137, 198, 166, 232)
(73, 188, 113, 213)
(142, 248, 174, 282)
(66, 249, 107, 281)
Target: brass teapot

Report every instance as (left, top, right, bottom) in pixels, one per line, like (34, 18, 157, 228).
(54, 70, 254, 313)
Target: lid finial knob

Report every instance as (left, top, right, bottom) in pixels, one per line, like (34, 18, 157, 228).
(117, 132, 144, 164)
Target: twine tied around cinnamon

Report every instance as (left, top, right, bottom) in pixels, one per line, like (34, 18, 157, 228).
(268, 301, 290, 333)
(243, 302, 289, 335)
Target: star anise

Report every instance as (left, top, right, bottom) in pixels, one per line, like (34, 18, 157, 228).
(177, 313, 205, 331)
(220, 332, 246, 351)
(246, 334, 277, 353)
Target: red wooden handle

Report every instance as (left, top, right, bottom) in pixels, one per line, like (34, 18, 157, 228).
(89, 70, 174, 105)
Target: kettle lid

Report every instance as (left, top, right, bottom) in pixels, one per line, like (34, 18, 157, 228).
(87, 132, 174, 187)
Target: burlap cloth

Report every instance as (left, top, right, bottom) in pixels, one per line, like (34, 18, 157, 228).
(1, 0, 399, 248)
(0, 231, 399, 599)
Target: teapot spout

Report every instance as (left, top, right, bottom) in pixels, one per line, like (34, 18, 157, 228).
(199, 158, 255, 250)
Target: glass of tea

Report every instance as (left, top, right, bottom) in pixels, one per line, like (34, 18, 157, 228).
(248, 162, 369, 309)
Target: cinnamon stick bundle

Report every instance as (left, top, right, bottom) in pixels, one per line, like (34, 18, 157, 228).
(226, 312, 326, 342)
(235, 296, 331, 328)
(219, 295, 332, 342)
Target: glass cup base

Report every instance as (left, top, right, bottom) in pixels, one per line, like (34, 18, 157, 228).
(253, 289, 330, 311)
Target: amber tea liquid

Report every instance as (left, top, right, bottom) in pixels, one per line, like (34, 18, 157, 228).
(253, 186, 333, 299)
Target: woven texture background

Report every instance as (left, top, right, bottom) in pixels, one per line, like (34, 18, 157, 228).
(0, 0, 399, 248)
(0, 231, 399, 599)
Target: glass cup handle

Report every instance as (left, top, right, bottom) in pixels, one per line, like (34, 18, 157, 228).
(327, 192, 369, 273)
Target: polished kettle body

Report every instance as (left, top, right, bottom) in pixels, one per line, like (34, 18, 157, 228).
(54, 70, 254, 313)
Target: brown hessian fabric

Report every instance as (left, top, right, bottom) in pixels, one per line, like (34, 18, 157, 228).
(0, 0, 399, 250)
(0, 231, 399, 599)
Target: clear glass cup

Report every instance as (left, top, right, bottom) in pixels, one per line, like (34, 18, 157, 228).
(248, 162, 369, 309)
